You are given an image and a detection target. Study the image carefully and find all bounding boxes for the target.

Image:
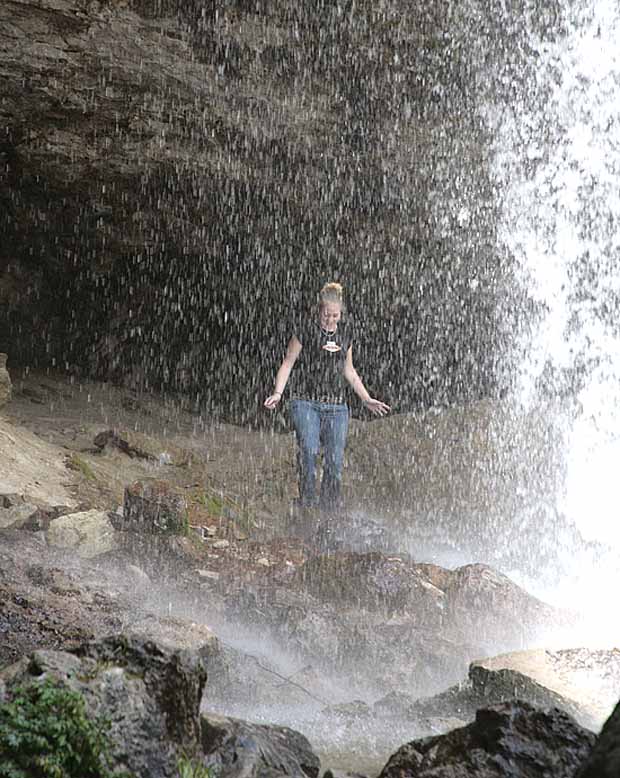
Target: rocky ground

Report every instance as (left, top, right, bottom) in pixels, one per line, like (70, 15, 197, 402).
(2, 367, 620, 774)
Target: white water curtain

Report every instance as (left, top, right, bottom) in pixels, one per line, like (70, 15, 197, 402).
(490, 0, 620, 551)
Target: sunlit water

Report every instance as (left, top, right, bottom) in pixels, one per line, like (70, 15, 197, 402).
(489, 0, 620, 623)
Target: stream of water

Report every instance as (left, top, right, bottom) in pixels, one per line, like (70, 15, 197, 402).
(491, 0, 620, 621)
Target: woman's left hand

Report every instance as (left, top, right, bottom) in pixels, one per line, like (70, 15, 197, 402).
(364, 398, 391, 417)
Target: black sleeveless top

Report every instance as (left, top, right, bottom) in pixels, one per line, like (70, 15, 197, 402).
(291, 318, 353, 404)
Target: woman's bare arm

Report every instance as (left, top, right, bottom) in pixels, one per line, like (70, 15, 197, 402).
(264, 336, 302, 409)
(343, 346, 391, 416)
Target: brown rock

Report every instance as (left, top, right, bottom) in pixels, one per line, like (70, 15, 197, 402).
(123, 479, 188, 534)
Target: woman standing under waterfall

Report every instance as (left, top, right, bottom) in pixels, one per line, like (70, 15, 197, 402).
(264, 282, 390, 514)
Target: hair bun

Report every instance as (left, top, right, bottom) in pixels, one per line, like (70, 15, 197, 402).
(319, 282, 344, 304)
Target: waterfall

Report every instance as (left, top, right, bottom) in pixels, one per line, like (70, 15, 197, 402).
(489, 0, 620, 615)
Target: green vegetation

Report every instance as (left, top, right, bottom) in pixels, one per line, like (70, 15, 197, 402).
(0, 678, 125, 778)
(67, 453, 96, 480)
(177, 755, 217, 778)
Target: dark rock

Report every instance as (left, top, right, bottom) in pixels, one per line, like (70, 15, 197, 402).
(407, 663, 595, 731)
(123, 479, 188, 534)
(576, 700, 620, 778)
(22, 504, 71, 532)
(94, 428, 151, 458)
(0, 353, 11, 407)
(323, 771, 368, 778)
(468, 663, 597, 729)
(0, 493, 23, 508)
(378, 701, 595, 778)
(201, 712, 321, 778)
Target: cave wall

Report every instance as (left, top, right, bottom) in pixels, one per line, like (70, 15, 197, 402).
(0, 0, 563, 421)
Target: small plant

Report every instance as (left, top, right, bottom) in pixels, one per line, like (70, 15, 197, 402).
(66, 453, 96, 480)
(0, 677, 126, 778)
(177, 754, 217, 778)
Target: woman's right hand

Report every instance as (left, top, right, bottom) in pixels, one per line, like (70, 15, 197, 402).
(264, 392, 282, 409)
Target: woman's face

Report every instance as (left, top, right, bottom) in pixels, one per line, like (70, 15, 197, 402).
(319, 302, 341, 332)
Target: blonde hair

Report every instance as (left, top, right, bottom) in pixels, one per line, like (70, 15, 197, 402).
(319, 282, 344, 308)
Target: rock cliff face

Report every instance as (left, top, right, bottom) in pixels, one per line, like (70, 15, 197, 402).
(1, 0, 561, 419)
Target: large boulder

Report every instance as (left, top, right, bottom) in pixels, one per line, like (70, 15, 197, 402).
(443, 563, 566, 652)
(0, 635, 207, 777)
(46, 508, 117, 558)
(378, 701, 595, 778)
(218, 552, 569, 701)
(295, 553, 564, 656)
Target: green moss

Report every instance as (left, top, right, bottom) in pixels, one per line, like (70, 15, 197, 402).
(0, 677, 131, 778)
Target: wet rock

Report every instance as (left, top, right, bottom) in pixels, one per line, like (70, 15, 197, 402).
(0, 635, 207, 777)
(0, 499, 39, 529)
(469, 648, 620, 729)
(123, 479, 188, 534)
(201, 712, 321, 778)
(294, 553, 561, 658)
(0, 354, 11, 408)
(388, 648, 612, 733)
(444, 562, 563, 652)
(577, 699, 620, 778)
(378, 701, 595, 778)
(296, 552, 445, 625)
(321, 511, 392, 554)
(46, 508, 117, 558)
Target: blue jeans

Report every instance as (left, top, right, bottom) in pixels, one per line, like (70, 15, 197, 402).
(289, 399, 349, 512)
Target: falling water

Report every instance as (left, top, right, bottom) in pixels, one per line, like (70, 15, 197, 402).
(491, 0, 620, 617)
